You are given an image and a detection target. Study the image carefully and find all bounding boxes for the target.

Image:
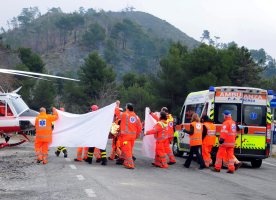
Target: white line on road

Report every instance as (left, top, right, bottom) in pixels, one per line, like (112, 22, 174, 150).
(85, 189, 96, 198)
(65, 158, 71, 162)
(76, 175, 85, 181)
(69, 164, 77, 169)
(263, 161, 276, 167)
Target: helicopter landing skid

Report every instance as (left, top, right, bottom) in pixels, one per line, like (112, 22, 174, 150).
(0, 140, 27, 149)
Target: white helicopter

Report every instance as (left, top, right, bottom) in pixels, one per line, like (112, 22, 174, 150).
(0, 68, 79, 148)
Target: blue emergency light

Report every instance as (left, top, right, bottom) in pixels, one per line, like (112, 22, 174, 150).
(209, 86, 215, 92)
(271, 98, 276, 108)
(267, 90, 274, 95)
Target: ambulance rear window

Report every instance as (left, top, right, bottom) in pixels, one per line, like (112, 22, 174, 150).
(243, 105, 266, 126)
(214, 103, 239, 124)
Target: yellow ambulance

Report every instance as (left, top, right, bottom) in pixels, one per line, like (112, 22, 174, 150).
(173, 86, 274, 168)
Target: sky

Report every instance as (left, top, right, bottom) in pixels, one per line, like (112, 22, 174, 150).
(0, 0, 276, 58)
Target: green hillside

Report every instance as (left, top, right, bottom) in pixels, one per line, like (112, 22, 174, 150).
(0, 8, 199, 78)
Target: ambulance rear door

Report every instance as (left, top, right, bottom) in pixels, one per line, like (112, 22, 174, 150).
(240, 93, 267, 157)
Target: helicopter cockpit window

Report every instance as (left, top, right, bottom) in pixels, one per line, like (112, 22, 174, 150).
(10, 96, 29, 115)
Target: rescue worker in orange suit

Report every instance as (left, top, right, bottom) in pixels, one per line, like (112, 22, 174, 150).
(116, 103, 142, 169)
(183, 113, 205, 169)
(109, 100, 122, 160)
(85, 105, 108, 165)
(55, 107, 68, 158)
(223, 123, 243, 170)
(213, 110, 237, 173)
(108, 110, 122, 160)
(201, 115, 216, 167)
(150, 107, 176, 165)
(35, 107, 58, 164)
(145, 111, 169, 168)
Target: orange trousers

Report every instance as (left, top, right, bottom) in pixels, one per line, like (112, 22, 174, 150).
(93, 148, 101, 159)
(120, 137, 135, 168)
(76, 147, 88, 161)
(215, 146, 235, 172)
(109, 136, 121, 160)
(35, 141, 49, 164)
(223, 155, 240, 167)
(154, 141, 168, 168)
(202, 144, 213, 167)
(164, 139, 176, 163)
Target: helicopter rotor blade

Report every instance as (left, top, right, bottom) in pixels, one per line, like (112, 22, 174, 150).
(0, 70, 50, 81)
(0, 68, 80, 82)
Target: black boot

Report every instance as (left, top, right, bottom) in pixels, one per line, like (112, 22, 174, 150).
(85, 157, 92, 164)
(101, 158, 107, 166)
(100, 149, 107, 164)
(55, 151, 60, 157)
(116, 158, 124, 165)
(63, 150, 68, 158)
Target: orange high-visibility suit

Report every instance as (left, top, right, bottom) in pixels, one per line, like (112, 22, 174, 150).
(110, 101, 122, 159)
(109, 119, 121, 160)
(146, 120, 169, 168)
(93, 148, 102, 161)
(109, 105, 122, 160)
(151, 112, 176, 164)
(75, 147, 89, 161)
(202, 122, 216, 167)
(119, 109, 142, 169)
(35, 108, 58, 164)
(164, 114, 176, 164)
(223, 155, 241, 169)
(214, 114, 237, 173)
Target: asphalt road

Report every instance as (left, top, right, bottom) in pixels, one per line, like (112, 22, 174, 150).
(1, 139, 276, 200)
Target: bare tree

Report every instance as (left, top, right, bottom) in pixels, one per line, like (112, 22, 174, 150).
(94, 82, 118, 107)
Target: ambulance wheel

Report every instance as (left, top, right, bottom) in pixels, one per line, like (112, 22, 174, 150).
(172, 138, 183, 157)
(251, 159, 262, 168)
